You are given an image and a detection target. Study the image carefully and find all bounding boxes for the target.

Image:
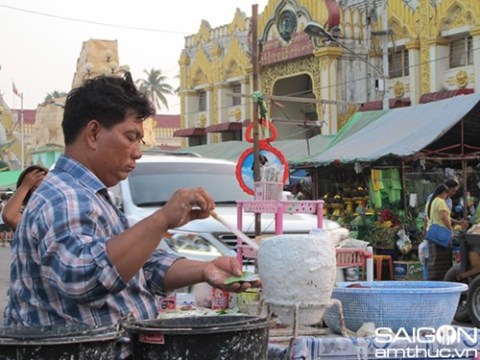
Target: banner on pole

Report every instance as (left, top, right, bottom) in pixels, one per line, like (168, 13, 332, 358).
(12, 82, 21, 97)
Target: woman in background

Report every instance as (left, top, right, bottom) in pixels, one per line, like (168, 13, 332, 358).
(1, 165, 48, 230)
(425, 183, 453, 280)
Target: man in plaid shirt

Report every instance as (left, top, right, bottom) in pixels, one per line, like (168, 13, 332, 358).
(3, 73, 258, 359)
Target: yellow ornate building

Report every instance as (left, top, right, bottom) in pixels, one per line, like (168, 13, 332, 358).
(177, 0, 480, 145)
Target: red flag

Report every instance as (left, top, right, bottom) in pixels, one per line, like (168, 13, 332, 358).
(12, 82, 20, 97)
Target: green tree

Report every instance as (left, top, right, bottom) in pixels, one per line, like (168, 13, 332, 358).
(44, 90, 67, 103)
(135, 69, 174, 111)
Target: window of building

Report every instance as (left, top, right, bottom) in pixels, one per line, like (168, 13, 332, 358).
(389, 48, 409, 78)
(450, 36, 473, 68)
(232, 83, 241, 106)
(198, 90, 206, 111)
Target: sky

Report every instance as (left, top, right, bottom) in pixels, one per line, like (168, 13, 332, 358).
(0, 0, 269, 113)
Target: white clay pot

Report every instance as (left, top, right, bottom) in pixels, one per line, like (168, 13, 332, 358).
(258, 232, 336, 325)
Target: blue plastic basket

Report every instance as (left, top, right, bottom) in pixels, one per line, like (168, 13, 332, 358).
(323, 281, 468, 334)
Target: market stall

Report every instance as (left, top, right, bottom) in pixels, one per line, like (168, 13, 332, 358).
(289, 93, 480, 265)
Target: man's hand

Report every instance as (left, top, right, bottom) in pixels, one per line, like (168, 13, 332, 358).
(159, 187, 215, 229)
(203, 256, 262, 293)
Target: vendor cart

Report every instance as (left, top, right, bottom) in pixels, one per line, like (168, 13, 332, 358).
(444, 233, 480, 326)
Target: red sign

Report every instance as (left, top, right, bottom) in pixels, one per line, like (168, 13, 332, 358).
(260, 32, 313, 66)
(139, 334, 165, 344)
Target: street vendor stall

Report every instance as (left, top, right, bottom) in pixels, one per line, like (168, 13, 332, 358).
(288, 93, 480, 262)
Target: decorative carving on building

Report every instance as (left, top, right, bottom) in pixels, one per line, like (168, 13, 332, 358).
(394, 81, 406, 98)
(419, 0, 432, 94)
(223, 37, 250, 75)
(195, 114, 207, 128)
(390, 18, 410, 40)
(261, 57, 326, 128)
(234, 107, 242, 121)
(402, 0, 419, 11)
(191, 50, 211, 87)
(32, 102, 64, 147)
(277, 10, 297, 42)
(456, 70, 469, 88)
(260, 32, 314, 66)
(228, 8, 249, 33)
(211, 42, 223, 58)
(440, 3, 474, 30)
(71, 40, 120, 89)
(225, 59, 243, 79)
(194, 20, 212, 46)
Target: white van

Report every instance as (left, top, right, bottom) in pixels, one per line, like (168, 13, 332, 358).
(110, 151, 341, 261)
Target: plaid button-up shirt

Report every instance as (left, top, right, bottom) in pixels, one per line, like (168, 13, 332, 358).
(4, 155, 181, 359)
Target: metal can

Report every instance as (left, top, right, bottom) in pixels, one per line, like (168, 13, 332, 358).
(211, 288, 230, 310)
(158, 292, 177, 313)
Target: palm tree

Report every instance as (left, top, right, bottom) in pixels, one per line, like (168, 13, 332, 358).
(44, 91, 67, 104)
(135, 69, 174, 111)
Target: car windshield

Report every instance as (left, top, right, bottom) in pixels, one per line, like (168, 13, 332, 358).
(129, 161, 252, 206)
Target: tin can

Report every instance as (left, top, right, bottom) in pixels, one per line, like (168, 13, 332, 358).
(158, 292, 177, 313)
(211, 288, 230, 310)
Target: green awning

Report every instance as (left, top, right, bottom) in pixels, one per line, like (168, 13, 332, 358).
(0, 170, 22, 189)
(179, 135, 334, 164)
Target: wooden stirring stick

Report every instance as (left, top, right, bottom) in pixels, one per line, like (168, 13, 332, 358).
(210, 210, 259, 251)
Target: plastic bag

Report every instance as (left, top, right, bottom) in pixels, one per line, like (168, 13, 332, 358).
(396, 228, 412, 255)
(418, 240, 429, 266)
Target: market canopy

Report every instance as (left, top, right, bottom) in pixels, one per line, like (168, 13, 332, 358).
(296, 93, 480, 166)
(0, 170, 22, 189)
(180, 134, 333, 163)
(323, 110, 388, 150)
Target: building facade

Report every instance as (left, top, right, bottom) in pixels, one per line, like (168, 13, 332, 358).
(177, 0, 480, 146)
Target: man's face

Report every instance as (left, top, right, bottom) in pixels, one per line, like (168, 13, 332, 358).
(91, 113, 144, 188)
(448, 186, 458, 198)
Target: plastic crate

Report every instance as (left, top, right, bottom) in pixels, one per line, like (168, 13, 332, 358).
(335, 248, 372, 279)
(254, 181, 283, 200)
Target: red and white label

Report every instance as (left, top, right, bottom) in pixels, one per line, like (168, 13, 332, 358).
(211, 288, 230, 310)
(139, 334, 165, 344)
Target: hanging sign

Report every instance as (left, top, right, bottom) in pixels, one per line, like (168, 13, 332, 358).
(236, 141, 289, 195)
(235, 97, 288, 195)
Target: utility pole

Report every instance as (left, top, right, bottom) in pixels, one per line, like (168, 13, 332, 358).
(251, 4, 262, 236)
(381, 0, 389, 110)
(20, 92, 25, 170)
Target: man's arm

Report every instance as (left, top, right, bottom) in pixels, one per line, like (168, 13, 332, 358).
(106, 187, 214, 282)
(163, 257, 257, 293)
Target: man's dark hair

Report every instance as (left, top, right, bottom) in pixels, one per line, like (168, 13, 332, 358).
(445, 179, 459, 189)
(62, 72, 155, 145)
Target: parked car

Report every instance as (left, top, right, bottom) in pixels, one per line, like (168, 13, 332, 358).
(110, 152, 344, 261)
